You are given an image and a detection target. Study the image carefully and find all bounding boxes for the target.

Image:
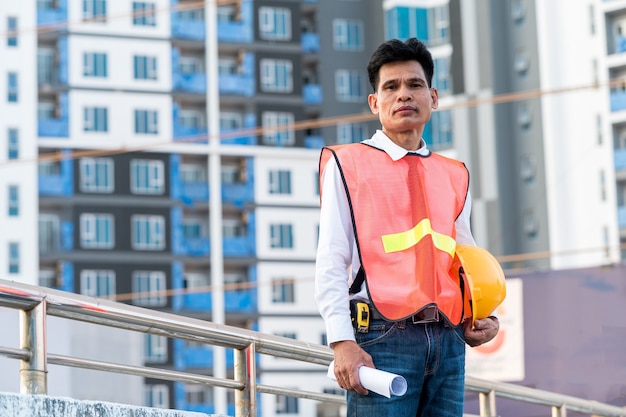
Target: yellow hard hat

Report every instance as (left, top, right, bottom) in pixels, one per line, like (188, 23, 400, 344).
(452, 244, 506, 324)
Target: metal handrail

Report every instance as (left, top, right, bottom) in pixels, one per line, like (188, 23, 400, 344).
(0, 279, 624, 417)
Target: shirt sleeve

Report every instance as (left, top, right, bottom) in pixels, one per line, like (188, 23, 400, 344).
(314, 157, 356, 345)
(456, 189, 477, 246)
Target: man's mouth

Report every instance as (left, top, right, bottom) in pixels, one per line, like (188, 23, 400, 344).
(394, 106, 415, 114)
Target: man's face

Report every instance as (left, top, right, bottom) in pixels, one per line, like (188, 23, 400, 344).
(367, 60, 438, 139)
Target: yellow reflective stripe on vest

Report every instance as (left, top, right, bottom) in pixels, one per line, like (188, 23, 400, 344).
(381, 218, 456, 256)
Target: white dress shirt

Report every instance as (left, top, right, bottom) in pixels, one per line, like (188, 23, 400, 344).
(314, 130, 477, 345)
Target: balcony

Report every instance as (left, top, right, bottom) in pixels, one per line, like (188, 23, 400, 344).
(173, 340, 236, 369)
(220, 52, 255, 97)
(37, 1, 67, 26)
(219, 73, 255, 97)
(619, 206, 626, 228)
(182, 181, 209, 203)
(222, 182, 253, 207)
(305, 135, 325, 149)
(173, 72, 206, 94)
(615, 148, 626, 171)
(610, 89, 626, 112)
(303, 83, 322, 104)
(180, 289, 256, 313)
(38, 152, 73, 196)
(217, 0, 253, 43)
(302, 32, 320, 53)
(39, 92, 69, 138)
(171, 16, 205, 41)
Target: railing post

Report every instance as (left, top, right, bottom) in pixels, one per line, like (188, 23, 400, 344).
(19, 300, 47, 394)
(234, 343, 257, 417)
(552, 405, 567, 417)
(478, 390, 497, 416)
(234, 347, 249, 417)
(247, 343, 257, 417)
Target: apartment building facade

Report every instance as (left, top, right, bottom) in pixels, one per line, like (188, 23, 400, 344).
(1, 0, 624, 416)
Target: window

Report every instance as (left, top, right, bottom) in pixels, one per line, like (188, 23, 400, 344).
(83, 107, 108, 132)
(259, 6, 291, 41)
(38, 48, 56, 85)
(80, 213, 114, 249)
(135, 110, 159, 135)
(133, 271, 166, 306)
(8, 185, 18, 217)
(220, 112, 243, 131)
(182, 218, 204, 239)
(262, 111, 294, 146)
(430, 110, 452, 149)
(600, 170, 607, 201)
(186, 385, 213, 406)
(132, 214, 165, 250)
(132, 2, 156, 26)
(177, 8, 203, 21)
(511, 0, 526, 24)
(8, 243, 19, 274)
(179, 109, 206, 131)
(39, 269, 57, 288)
(519, 155, 536, 183)
(180, 164, 206, 183)
(337, 122, 367, 144)
(522, 208, 538, 238)
(270, 224, 293, 249)
(221, 164, 242, 184)
(272, 278, 294, 303)
(39, 214, 60, 253)
(217, 57, 236, 75)
(80, 270, 116, 299)
(145, 384, 169, 409)
(275, 332, 296, 340)
(134, 55, 158, 80)
(223, 219, 244, 237)
(7, 17, 18, 47)
(38, 102, 55, 120)
(83, 52, 108, 78)
(260, 59, 293, 93)
(385, 6, 449, 44)
(333, 19, 363, 51)
(8, 72, 18, 102)
(181, 56, 204, 74)
(83, 0, 107, 22)
(217, 5, 236, 23)
(431, 6, 449, 42)
(517, 102, 532, 130)
(514, 49, 530, 77)
(276, 394, 298, 414)
(335, 70, 364, 102)
(434, 57, 451, 95)
(269, 170, 291, 195)
(144, 334, 167, 362)
(80, 157, 114, 193)
(8, 128, 19, 159)
(131, 159, 164, 194)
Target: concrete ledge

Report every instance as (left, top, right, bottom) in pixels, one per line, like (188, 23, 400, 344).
(0, 392, 229, 417)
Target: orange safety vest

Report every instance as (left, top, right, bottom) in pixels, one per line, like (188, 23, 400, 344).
(319, 143, 471, 324)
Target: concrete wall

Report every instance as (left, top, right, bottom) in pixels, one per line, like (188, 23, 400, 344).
(0, 392, 225, 417)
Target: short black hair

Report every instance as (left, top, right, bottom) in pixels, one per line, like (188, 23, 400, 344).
(366, 38, 434, 91)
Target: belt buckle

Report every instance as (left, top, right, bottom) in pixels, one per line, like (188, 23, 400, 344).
(411, 307, 439, 324)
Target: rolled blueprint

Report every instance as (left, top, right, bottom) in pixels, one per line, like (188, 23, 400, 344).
(327, 360, 407, 398)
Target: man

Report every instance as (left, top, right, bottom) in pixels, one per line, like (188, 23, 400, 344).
(314, 38, 499, 417)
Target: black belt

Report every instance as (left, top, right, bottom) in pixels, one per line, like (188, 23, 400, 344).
(352, 301, 442, 325)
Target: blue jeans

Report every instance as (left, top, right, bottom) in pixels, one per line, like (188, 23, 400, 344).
(347, 319, 466, 417)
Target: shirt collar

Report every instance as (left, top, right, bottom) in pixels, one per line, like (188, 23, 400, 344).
(361, 130, 430, 161)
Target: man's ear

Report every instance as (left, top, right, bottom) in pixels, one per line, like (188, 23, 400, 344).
(368, 93, 379, 114)
(430, 87, 439, 110)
